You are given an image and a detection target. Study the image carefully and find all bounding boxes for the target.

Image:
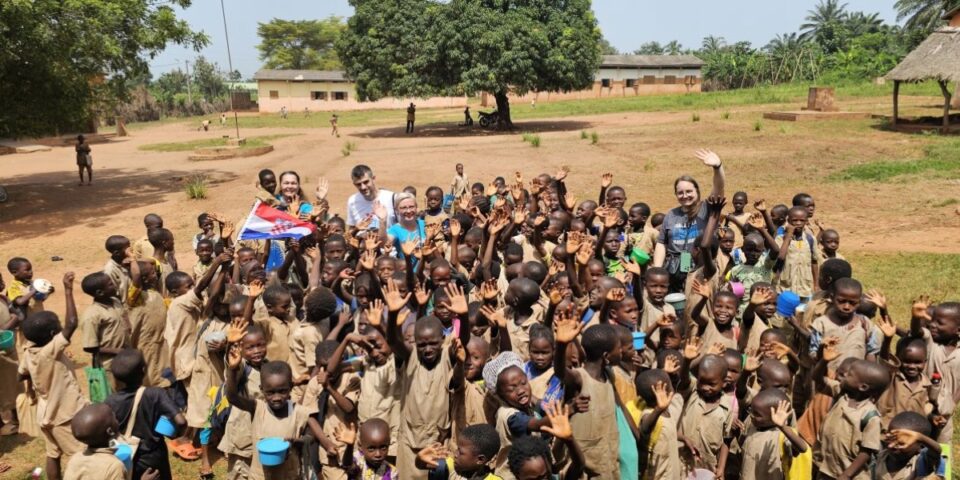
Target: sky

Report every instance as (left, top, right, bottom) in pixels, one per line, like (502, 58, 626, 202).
(150, 0, 900, 79)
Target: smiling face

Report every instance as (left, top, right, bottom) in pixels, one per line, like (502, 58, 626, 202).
(898, 344, 926, 381)
(396, 197, 418, 223)
(241, 332, 267, 366)
(279, 173, 300, 200)
(712, 295, 737, 326)
(196, 242, 214, 263)
(605, 189, 626, 209)
(497, 366, 532, 409)
(674, 179, 699, 210)
(352, 173, 377, 201)
(12, 261, 33, 283)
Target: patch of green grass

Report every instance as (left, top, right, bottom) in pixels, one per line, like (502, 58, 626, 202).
(184, 174, 208, 199)
(341, 140, 358, 157)
(721, 111, 731, 120)
(933, 198, 959, 208)
(692, 113, 700, 122)
(529, 134, 541, 147)
(580, 130, 588, 139)
(139, 134, 298, 152)
(829, 138, 960, 182)
(590, 131, 599, 145)
(753, 119, 763, 131)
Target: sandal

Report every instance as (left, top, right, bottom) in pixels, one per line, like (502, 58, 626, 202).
(167, 439, 202, 461)
(200, 471, 215, 480)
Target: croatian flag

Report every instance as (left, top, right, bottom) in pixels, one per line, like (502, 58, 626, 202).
(238, 201, 316, 240)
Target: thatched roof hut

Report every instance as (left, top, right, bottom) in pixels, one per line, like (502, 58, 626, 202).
(885, 8, 960, 128)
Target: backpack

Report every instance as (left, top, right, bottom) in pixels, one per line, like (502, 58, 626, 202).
(207, 365, 251, 430)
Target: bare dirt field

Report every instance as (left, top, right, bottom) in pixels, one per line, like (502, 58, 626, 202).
(1, 93, 958, 476)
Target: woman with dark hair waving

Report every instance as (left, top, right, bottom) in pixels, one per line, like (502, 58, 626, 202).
(653, 149, 726, 292)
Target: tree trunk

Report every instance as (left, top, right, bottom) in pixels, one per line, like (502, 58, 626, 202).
(494, 91, 513, 130)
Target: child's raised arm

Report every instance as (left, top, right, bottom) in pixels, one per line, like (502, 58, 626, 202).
(195, 251, 231, 297)
(326, 332, 372, 380)
(771, 400, 808, 454)
(553, 307, 583, 390)
(701, 195, 726, 280)
(639, 380, 674, 435)
(383, 281, 413, 360)
(541, 399, 586, 480)
(62, 272, 79, 341)
(910, 295, 931, 339)
(598, 173, 612, 205)
(224, 342, 256, 414)
(306, 246, 322, 291)
(689, 279, 712, 335)
(481, 305, 513, 354)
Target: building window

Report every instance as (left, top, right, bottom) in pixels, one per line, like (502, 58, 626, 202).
(663, 75, 677, 85)
(642, 76, 656, 85)
(600, 78, 611, 88)
(269, 90, 279, 99)
(333, 91, 348, 101)
(311, 91, 327, 100)
(625, 78, 637, 88)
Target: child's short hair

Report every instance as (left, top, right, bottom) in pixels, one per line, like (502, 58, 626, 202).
(888, 411, 932, 437)
(305, 287, 338, 323)
(629, 202, 651, 216)
(7, 257, 29, 273)
(262, 285, 292, 307)
(104, 235, 129, 254)
(855, 360, 890, 397)
(110, 349, 145, 385)
(508, 435, 551, 475)
(644, 267, 669, 282)
(581, 324, 617, 361)
(759, 328, 789, 346)
(425, 185, 443, 196)
(460, 424, 500, 460)
(857, 295, 878, 318)
(650, 213, 665, 228)
(635, 369, 671, 405)
(260, 360, 293, 384)
(896, 337, 928, 358)
(528, 323, 554, 345)
(831, 277, 862, 296)
(522, 262, 547, 285)
(164, 271, 192, 294)
(81, 272, 112, 296)
(21, 311, 60, 345)
(509, 278, 540, 309)
(196, 238, 214, 251)
(752, 387, 788, 413)
(714, 290, 739, 305)
(258, 169, 275, 182)
(315, 340, 339, 367)
(197, 213, 210, 227)
(791, 193, 813, 206)
(414, 316, 443, 337)
(148, 227, 173, 248)
(820, 258, 852, 285)
(326, 215, 346, 230)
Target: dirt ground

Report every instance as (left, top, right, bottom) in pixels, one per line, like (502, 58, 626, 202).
(0, 95, 958, 475)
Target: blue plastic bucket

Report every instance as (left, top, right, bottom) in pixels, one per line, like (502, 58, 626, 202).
(154, 416, 176, 438)
(0, 330, 14, 351)
(114, 443, 133, 471)
(257, 437, 289, 467)
(776, 290, 801, 317)
(632, 331, 647, 351)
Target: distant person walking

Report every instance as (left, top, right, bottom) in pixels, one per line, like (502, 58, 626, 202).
(280, 105, 288, 119)
(406, 103, 416, 134)
(75, 134, 92, 186)
(330, 114, 340, 137)
(220, 113, 227, 126)
(463, 106, 473, 126)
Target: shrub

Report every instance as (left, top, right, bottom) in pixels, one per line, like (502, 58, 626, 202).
(580, 130, 588, 139)
(185, 175, 208, 200)
(721, 111, 731, 120)
(529, 134, 541, 147)
(753, 120, 763, 131)
(590, 131, 599, 144)
(341, 140, 357, 157)
(692, 113, 700, 122)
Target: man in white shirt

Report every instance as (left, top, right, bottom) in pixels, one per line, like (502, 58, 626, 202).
(346, 164, 396, 230)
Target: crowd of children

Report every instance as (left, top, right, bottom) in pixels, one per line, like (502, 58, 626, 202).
(0, 155, 955, 480)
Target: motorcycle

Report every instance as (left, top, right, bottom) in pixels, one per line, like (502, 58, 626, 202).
(478, 110, 500, 128)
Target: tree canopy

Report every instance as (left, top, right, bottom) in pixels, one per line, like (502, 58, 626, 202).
(337, 0, 602, 127)
(0, 0, 207, 138)
(257, 17, 345, 70)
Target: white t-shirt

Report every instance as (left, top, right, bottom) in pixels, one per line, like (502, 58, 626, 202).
(346, 189, 396, 229)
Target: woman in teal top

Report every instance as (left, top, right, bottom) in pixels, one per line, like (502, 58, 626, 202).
(385, 192, 426, 261)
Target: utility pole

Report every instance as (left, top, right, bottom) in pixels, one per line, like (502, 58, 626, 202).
(220, 0, 241, 139)
(185, 60, 193, 104)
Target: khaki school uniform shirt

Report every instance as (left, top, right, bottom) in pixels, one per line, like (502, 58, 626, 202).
(739, 425, 783, 480)
(186, 320, 227, 428)
(250, 400, 311, 480)
(922, 327, 960, 442)
(254, 311, 299, 367)
(872, 449, 934, 480)
(63, 448, 126, 480)
(80, 298, 131, 369)
(638, 299, 675, 367)
(816, 394, 881, 480)
(876, 365, 932, 429)
(569, 367, 619, 478)
(400, 348, 455, 448)
(218, 365, 262, 457)
(19, 333, 88, 427)
(358, 356, 400, 456)
(501, 304, 545, 362)
(103, 259, 131, 306)
(493, 405, 538, 480)
(164, 290, 204, 381)
(452, 380, 496, 451)
(307, 372, 361, 465)
(678, 391, 735, 472)
(289, 321, 324, 381)
(131, 236, 153, 260)
(127, 288, 169, 387)
(811, 314, 871, 371)
(638, 406, 681, 480)
(683, 266, 721, 331)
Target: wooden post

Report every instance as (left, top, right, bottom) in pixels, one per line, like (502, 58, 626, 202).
(892, 80, 900, 126)
(939, 80, 951, 128)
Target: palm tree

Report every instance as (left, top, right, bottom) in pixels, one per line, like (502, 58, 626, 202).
(633, 41, 665, 55)
(845, 11, 884, 36)
(665, 40, 683, 55)
(895, 0, 960, 35)
(799, 0, 849, 42)
(701, 35, 727, 55)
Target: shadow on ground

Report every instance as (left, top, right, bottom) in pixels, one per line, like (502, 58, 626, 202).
(0, 167, 239, 241)
(352, 119, 594, 139)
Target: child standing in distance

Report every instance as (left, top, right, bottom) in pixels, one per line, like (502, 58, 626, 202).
(814, 357, 889, 480)
(74, 134, 92, 186)
(79, 271, 130, 388)
(63, 404, 128, 480)
(678, 354, 735, 477)
(873, 412, 943, 479)
(127, 260, 169, 387)
(102, 235, 132, 306)
(19, 273, 87, 480)
(384, 281, 469, 480)
(738, 388, 808, 479)
(911, 298, 960, 443)
(775, 207, 818, 300)
(724, 191, 751, 248)
(192, 213, 221, 251)
(555, 318, 620, 478)
(106, 349, 187, 480)
(450, 164, 469, 213)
